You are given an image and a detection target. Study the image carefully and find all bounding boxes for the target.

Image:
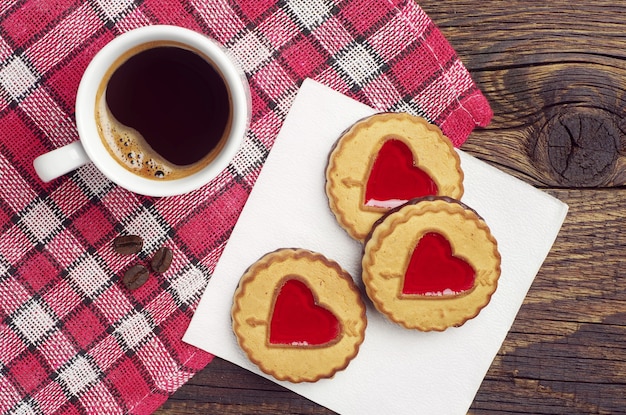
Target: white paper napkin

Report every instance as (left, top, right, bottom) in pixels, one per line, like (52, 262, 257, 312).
(183, 79, 569, 414)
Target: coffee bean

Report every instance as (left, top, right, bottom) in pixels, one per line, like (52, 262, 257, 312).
(150, 246, 173, 273)
(123, 264, 149, 290)
(113, 235, 143, 255)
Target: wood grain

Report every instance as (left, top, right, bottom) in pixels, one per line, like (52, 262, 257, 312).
(156, 1, 626, 414)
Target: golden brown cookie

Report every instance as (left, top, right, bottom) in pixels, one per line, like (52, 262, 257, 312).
(326, 112, 463, 241)
(232, 248, 367, 383)
(362, 197, 500, 331)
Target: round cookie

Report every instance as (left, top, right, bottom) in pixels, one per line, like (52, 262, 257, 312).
(362, 197, 501, 331)
(232, 248, 367, 383)
(326, 112, 463, 241)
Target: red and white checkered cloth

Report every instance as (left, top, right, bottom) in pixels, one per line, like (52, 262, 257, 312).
(0, 1, 491, 414)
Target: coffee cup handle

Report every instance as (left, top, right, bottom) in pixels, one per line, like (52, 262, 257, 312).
(33, 141, 90, 183)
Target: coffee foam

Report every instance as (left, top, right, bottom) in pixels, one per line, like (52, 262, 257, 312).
(96, 94, 176, 179)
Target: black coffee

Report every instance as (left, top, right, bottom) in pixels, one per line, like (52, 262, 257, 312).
(96, 42, 232, 180)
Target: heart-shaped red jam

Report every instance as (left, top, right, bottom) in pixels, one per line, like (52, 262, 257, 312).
(365, 139, 438, 208)
(270, 278, 340, 346)
(402, 232, 475, 296)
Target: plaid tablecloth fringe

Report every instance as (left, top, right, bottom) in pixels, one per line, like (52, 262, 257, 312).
(0, 0, 491, 414)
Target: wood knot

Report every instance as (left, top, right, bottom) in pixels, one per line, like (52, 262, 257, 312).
(534, 110, 620, 186)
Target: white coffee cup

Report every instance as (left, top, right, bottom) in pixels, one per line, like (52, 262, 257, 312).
(33, 25, 250, 197)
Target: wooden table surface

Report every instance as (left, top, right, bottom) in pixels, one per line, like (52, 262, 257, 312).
(156, 1, 626, 414)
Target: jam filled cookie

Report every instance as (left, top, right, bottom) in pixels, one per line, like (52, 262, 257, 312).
(362, 197, 501, 331)
(232, 248, 367, 383)
(326, 112, 463, 241)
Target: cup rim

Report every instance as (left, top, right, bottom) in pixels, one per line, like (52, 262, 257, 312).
(75, 25, 250, 197)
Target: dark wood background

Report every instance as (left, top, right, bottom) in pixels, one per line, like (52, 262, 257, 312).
(155, 1, 626, 414)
